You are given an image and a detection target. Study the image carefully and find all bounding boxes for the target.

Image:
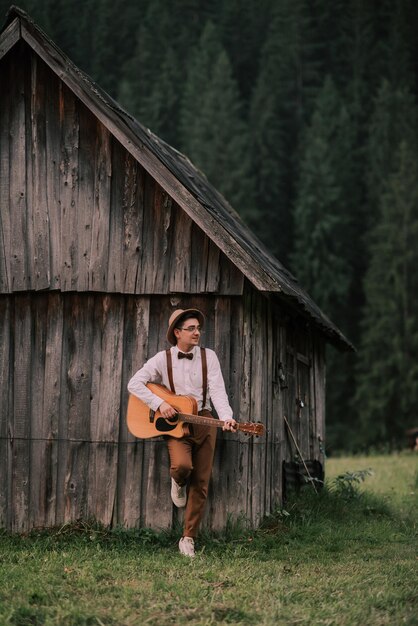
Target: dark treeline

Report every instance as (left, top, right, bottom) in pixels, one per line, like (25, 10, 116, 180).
(2, 0, 418, 451)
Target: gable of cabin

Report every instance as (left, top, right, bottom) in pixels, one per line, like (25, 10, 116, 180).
(0, 40, 243, 296)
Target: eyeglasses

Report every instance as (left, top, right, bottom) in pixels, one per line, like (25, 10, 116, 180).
(180, 325, 202, 333)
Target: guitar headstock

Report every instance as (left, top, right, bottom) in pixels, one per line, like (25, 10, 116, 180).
(238, 422, 265, 437)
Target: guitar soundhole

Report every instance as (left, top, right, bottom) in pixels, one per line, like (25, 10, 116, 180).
(155, 415, 179, 433)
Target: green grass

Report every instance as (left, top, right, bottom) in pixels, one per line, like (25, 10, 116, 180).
(0, 453, 417, 625)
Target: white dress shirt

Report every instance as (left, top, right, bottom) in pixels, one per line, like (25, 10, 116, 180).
(127, 345, 233, 421)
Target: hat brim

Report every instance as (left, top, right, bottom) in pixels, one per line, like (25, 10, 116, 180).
(166, 309, 205, 345)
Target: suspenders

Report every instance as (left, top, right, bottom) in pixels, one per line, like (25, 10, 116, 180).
(165, 347, 208, 408)
(166, 348, 175, 394)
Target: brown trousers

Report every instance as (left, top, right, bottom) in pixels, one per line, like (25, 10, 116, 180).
(166, 410, 217, 538)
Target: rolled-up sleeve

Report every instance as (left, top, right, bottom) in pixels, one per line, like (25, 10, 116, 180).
(127, 353, 165, 412)
(206, 350, 233, 421)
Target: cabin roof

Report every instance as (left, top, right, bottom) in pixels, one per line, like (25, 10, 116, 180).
(0, 6, 353, 351)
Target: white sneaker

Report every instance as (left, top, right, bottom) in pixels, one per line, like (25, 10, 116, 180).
(179, 536, 195, 557)
(171, 478, 187, 507)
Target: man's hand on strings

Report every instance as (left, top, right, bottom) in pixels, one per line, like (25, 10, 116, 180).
(159, 401, 177, 418)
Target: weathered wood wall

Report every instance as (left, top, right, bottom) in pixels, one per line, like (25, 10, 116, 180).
(0, 40, 326, 533)
(0, 41, 243, 296)
(0, 288, 325, 532)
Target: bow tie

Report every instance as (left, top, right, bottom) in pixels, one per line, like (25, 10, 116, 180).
(178, 351, 193, 360)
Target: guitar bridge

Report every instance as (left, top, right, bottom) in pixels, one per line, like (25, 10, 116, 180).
(149, 409, 155, 423)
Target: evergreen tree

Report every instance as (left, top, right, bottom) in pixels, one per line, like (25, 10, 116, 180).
(290, 77, 360, 451)
(291, 77, 354, 317)
(366, 80, 417, 228)
(179, 22, 254, 216)
(249, 0, 320, 263)
(38, 0, 94, 70)
(355, 139, 418, 446)
(91, 0, 144, 97)
(135, 46, 182, 147)
(217, 0, 271, 101)
(117, 0, 204, 144)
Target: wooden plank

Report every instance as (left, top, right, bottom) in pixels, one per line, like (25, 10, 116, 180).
(190, 224, 209, 294)
(207, 297, 231, 529)
(45, 65, 62, 290)
(249, 292, 267, 525)
(60, 294, 94, 522)
(0, 297, 11, 528)
(11, 294, 31, 531)
(239, 288, 252, 522)
(264, 300, 273, 515)
(29, 294, 47, 527)
(141, 297, 172, 529)
(116, 296, 150, 527)
(107, 137, 125, 292)
(88, 295, 123, 525)
(137, 177, 173, 294)
(313, 335, 326, 466)
(55, 293, 70, 524)
(297, 359, 311, 459)
(0, 17, 20, 61)
(121, 156, 144, 293)
(308, 329, 316, 459)
(59, 83, 79, 291)
(30, 55, 51, 289)
(41, 294, 63, 527)
(152, 185, 173, 293)
(143, 439, 173, 530)
(76, 101, 96, 291)
(168, 206, 192, 293)
(136, 173, 155, 294)
(206, 436, 226, 531)
(296, 328, 314, 460)
(205, 240, 221, 293)
(207, 295, 234, 526)
(219, 251, 245, 295)
(88, 122, 112, 291)
(0, 50, 11, 293)
(228, 297, 242, 412)
(284, 321, 298, 462)
(9, 42, 29, 291)
(28, 294, 62, 528)
(308, 331, 316, 459)
(271, 312, 286, 508)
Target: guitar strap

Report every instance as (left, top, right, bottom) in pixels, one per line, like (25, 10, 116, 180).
(165, 347, 208, 408)
(201, 347, 207, 408)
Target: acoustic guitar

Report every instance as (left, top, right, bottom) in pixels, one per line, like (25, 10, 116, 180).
(126, 383, 265, 439)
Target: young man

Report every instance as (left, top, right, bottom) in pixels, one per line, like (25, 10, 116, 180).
(127, 308, 237, 557)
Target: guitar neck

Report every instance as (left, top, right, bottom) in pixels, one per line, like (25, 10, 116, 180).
(175, 412, 265, 437)
(178, 412, 228, 430)
(177, 413, 265, 437)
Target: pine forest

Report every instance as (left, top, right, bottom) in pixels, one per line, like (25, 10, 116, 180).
(2, 0, 418, 452)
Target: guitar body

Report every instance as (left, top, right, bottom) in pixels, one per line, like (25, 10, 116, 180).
(127, 383, 198, 439)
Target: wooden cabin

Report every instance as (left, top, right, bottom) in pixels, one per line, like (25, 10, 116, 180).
(0, 7, 352, 533)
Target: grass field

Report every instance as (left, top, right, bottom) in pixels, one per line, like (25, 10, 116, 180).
(0, 453, 417, 625)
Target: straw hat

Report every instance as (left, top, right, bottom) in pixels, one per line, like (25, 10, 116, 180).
(166, 308, 205, 345)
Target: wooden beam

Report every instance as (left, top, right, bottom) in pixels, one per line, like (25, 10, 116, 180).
(0, 18, 20, 61)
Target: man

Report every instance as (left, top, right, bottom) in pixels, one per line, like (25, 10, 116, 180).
(127, 308, 237, 557)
